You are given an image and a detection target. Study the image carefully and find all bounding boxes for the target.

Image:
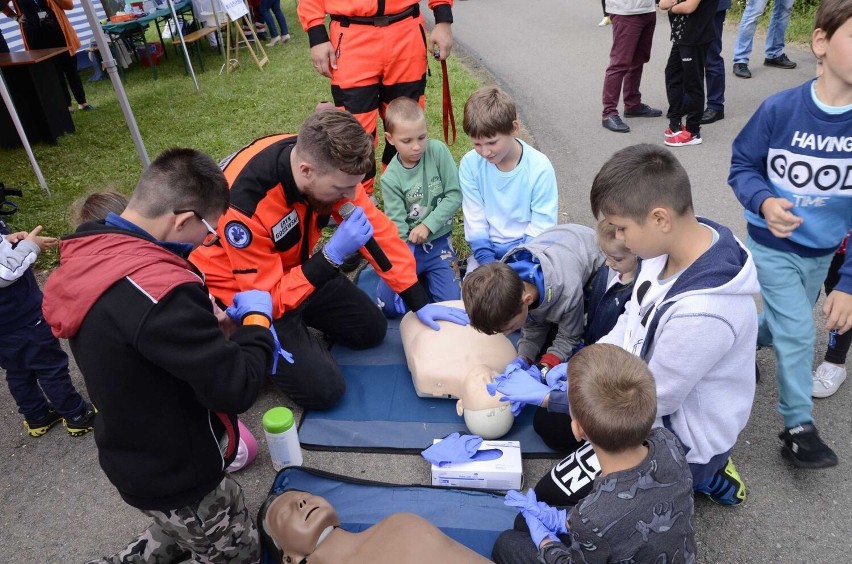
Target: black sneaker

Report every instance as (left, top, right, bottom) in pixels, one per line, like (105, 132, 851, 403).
(624, 103, 663, 118)
(764, 54, 796, 69)
(23, 408, 63, 437)
(733, 63, 752, 79)
(779, 423, 838, 468)
(64, 404, 97, 437)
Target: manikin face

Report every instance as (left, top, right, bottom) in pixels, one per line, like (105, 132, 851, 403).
(266, 491, 341, 561)
(386, 117, 428, 168)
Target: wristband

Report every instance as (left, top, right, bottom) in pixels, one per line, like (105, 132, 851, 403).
(322, 247, 341, 269)
(242, 313, 271, 328)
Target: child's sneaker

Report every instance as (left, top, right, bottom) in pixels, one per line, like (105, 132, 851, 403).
(664, 129, 702, 147)
(779, 423, 838, 468)
(64, 404, 97, 437)
(698, 457, 746, 506)
(812, 361, 846, 398)
(664, 124, 685, 138)
(23, 408, 63, 437)
(598, 16, 611, 26)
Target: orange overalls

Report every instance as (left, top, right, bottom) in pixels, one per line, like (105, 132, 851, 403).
(297, 0, 454, 195)
(190, 134, 429, 319)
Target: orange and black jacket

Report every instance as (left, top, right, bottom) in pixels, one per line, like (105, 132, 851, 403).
(191, 135, 429, 319)
(298, 0, 453, 47)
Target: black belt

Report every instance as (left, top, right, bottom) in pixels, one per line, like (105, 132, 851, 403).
(330, 4, 419, 27)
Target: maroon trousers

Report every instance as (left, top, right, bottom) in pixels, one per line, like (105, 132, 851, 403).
(601, 11, 656, 118)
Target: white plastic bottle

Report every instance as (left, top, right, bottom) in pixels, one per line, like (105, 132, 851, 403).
(262, 407, 303, 471)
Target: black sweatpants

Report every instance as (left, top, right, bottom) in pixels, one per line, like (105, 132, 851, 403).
(664, 41, 707, 136)
(823, 249, 852, 365)
(270, 274, 387, 410)
(23, 19, 87, 106)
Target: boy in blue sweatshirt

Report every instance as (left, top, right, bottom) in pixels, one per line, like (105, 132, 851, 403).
(728, 0, 852, 469)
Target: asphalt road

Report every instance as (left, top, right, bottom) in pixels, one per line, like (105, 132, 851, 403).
(1, 1, 850, 563)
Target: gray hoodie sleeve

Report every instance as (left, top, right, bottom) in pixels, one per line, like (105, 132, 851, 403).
(0, 235, 39, 288)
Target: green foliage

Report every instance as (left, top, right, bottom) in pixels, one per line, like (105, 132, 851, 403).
(0, 0, 478, 267)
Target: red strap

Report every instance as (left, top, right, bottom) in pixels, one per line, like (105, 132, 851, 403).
(441, 59, 456, 146)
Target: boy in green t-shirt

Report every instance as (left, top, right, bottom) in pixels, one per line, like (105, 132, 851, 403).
(376, 97, 463, 317)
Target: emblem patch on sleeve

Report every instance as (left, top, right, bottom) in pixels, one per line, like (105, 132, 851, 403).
(225, 221, 252, 249)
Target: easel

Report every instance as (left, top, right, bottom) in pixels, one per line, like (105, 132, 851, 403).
(224, 13, 268, 73)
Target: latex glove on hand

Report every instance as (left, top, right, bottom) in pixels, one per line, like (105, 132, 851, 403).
(324, 205, 373, 265)
(543, 362, 568, 388)
(421, 432, 482, 467)
(486, 366, 553, 416)
(505, 356, 532, 373)
(226, 290, 273, 322)
(269, 329, 295, 373)
(416, 304, 470, 331)
(504, 490, 568, 548)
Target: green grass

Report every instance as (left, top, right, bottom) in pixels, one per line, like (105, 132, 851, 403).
(727, 0, 820, 45)
(0, 0, 480, 266)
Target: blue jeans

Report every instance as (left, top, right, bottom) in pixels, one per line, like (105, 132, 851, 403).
(705, 8, 727, 111)
(733, 0, 794, 64)
(0, 315, 87, 420)
(259, 0, 288, 38)
(376, 233, 461, 317)
(747, 237, 833, 428)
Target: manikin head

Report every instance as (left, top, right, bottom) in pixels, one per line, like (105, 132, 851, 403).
(455, 365, 515, 439)
(261, 490, 341, 563)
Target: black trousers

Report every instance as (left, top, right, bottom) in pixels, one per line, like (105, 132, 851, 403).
(23, 20, 87, 106)
(665, 41, 707, 135)
(823, 250, 852, 364)
(270, 274, 387, 410)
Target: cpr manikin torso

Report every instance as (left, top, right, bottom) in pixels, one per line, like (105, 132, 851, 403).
(400, 301, 516, 439)
(262, 490, 490, 564)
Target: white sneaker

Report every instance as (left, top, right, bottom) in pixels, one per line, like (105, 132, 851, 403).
(598, 16, 611, 26)
(266, 35, 281, 47)
(812, 362, 847, 398)
(280, 33, 291, 43)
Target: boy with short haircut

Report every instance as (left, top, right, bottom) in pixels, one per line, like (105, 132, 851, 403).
(375, 97, 463, 315)
(0, 221, 95, 437)
(459, 87, 558, 271)
(492, 344, 696, 564)
(462, 224, 605, 374)
(728, 0, 852, 469)
(657, 0, 720, 147)
(493, 144, 758, 508)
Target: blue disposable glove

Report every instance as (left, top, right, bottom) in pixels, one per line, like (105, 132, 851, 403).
(486, 366, 552, 416)
(505, 356, 531, 373)
(545, 362, 568, 388)
(421, 432, 482, 467)
(226, 290, 273, 322)
(269, 328, 295, 373)
(324, 206, 373, 265)
(416, 304, 470, 331)
(469, 239, 497, 266)
(504, 490, 568, 547)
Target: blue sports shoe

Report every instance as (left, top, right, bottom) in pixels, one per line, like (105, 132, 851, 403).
(696, 457, 746, 506)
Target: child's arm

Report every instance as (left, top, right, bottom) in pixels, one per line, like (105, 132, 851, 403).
(524, 161, 558, 240)
(460, 155, 498, 264)
(0, 230, 43, 287)
(377, 170, 411, 241)
(824, 252, 852, 334)
(542, 314, 585, 368)
(659, 0, 701, 14)
(517, 319, 551, 364)
(420, 142, 462, 239)
(729, 100, 803, 238)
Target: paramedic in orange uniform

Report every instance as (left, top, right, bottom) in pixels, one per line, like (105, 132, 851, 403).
(297, 0, 454, 195)
(191, 110, 468, 410)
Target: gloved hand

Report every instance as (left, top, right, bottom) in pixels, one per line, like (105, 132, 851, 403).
(421, 432, 482, 467)
(505, 356, 531, 373)
(324, 206, 373, 265)
(416, 304, 470, 331)
(544, 362, 568, 389)
(226, 290, 273, 322)
(486, 366, 553, 416)
(469, 239, 497, 266)
(504, 490, 568, 547)
(269, 328, 295, 373)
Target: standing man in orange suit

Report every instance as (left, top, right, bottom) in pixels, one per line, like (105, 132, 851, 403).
(297, 0, 455, 196)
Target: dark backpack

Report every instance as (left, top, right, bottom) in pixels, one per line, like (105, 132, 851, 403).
(0, 183, 22, 216)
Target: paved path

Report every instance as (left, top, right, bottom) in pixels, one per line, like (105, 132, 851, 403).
(1, 2, 850, 562)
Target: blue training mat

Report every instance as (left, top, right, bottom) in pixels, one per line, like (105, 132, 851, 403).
(261, 466, 517, 561)
(298, 266, 561, 458)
